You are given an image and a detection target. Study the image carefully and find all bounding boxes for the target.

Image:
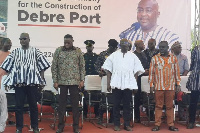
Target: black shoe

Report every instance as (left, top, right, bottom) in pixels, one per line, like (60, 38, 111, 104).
(74, 128, 80, 133)
(187, 123, 194, 129)
(169, 126, 179, 131)
(124, 126, 133, 131)
(134, 119, 140, 123)
(83, 114, 87, 118)
(152, 126, 160, 131)
(114, 126, 120, 131)
(33, 128, 40, 133)
(95, 114, 99, 118)
(109, 118, 113, 123)
(16, 129, 22, 133)
(179, 118, 186, 121)
(8, 121, 16, 125)
(56, 128, 63, 133)
(150, 117, 155, 121)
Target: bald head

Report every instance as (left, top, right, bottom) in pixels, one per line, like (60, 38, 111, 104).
(137, 0, 160, 32)
(148, 38, 156, 44)
(134, 40, 145, 51)
(134, 40, 143, 47)
(148, 38, 156, 50)
(138, 0, 159, 10)
(20, 33, 30, 38)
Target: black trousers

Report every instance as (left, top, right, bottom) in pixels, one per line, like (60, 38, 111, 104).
(58, 85, 80, 130)
(113, 88, 132, 126)
(189, 91, 200, 124)
(15, 86, 38, 130)
(83, 90, 100, 117)
(134, 75, 142, 120)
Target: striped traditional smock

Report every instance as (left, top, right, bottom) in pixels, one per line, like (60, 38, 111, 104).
(0, 46, 50, 87)
(149, 53, 181, 91)
(186, 46, 200, 91)
(119, 22, 179, 49)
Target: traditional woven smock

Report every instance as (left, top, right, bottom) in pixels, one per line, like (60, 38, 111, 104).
(0, 47, 50, 86)
(102, 50, 144, 90)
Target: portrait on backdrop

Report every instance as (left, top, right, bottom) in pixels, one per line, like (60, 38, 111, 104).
(119, 0, 185, 50)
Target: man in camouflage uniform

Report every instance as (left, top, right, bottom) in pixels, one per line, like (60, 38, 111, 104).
(95, 39, 118, 77)
(94, 39, 118, 123)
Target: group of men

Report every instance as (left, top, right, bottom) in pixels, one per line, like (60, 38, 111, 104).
(102, 39, 189, 132)
(0, 31, 190, 133)
(70, 36, 189, 132)
(0, 0, 194, 132)
(0, 1, 191, 132)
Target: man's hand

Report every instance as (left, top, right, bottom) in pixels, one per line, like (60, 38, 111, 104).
(150, 87, 155, 94)
(107, 84, 111, 92)
(132, 89, 138, 94)
(134, 73, 138, 82)
(79, 81, 84, 89)
(144, 69, 149, 75)
(5, 86, 8, 92)
(176, 85, 181, 93)
(53, 83, 59, 90)
(99, 70, 106, 77)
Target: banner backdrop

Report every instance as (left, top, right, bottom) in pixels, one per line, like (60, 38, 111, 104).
(0, 0, 191, 61)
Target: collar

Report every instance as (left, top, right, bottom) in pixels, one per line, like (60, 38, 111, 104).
(61, 46, 76, 51)
(157, 53, 171, 57)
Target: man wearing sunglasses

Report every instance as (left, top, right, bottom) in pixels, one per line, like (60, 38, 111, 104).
(0, 33, 51, 133)
(119, 0, 179, 50)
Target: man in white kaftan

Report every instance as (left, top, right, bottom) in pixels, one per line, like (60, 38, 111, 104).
(102, 39, 144, 131)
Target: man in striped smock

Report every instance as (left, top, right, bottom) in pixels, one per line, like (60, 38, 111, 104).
(0, 33, 51, 133)
(186, 46, 200, 129)
(119, 0, 179, 50)
(149, 41, 181, 131)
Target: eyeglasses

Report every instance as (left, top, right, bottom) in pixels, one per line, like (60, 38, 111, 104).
(19, 38, 28, 40)
(137, 8, 154, 14)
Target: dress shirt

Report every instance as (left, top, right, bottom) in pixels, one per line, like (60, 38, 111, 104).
(51, 46, 85, 85)
(149, 53, 181, 90)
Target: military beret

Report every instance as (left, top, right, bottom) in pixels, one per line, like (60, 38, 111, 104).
(108, 39, 118, 48)
(84, 40, 95, 46)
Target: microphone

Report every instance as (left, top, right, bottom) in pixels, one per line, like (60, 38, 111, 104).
(119, 22, 141, 39)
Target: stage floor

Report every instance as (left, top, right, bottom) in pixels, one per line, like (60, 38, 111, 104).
(4, 105, 200, 133)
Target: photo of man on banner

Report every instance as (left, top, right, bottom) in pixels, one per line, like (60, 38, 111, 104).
(119, 0, 179, 50)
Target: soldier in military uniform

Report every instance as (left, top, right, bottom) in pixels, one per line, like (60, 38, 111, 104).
(94, 39, 118, 123)
(95, 39, 118, 77)
(84, 40, 98, 75)
(83, 40, 100, 118)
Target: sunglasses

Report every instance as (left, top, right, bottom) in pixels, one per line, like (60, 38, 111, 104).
(19, 38, 28, 40)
